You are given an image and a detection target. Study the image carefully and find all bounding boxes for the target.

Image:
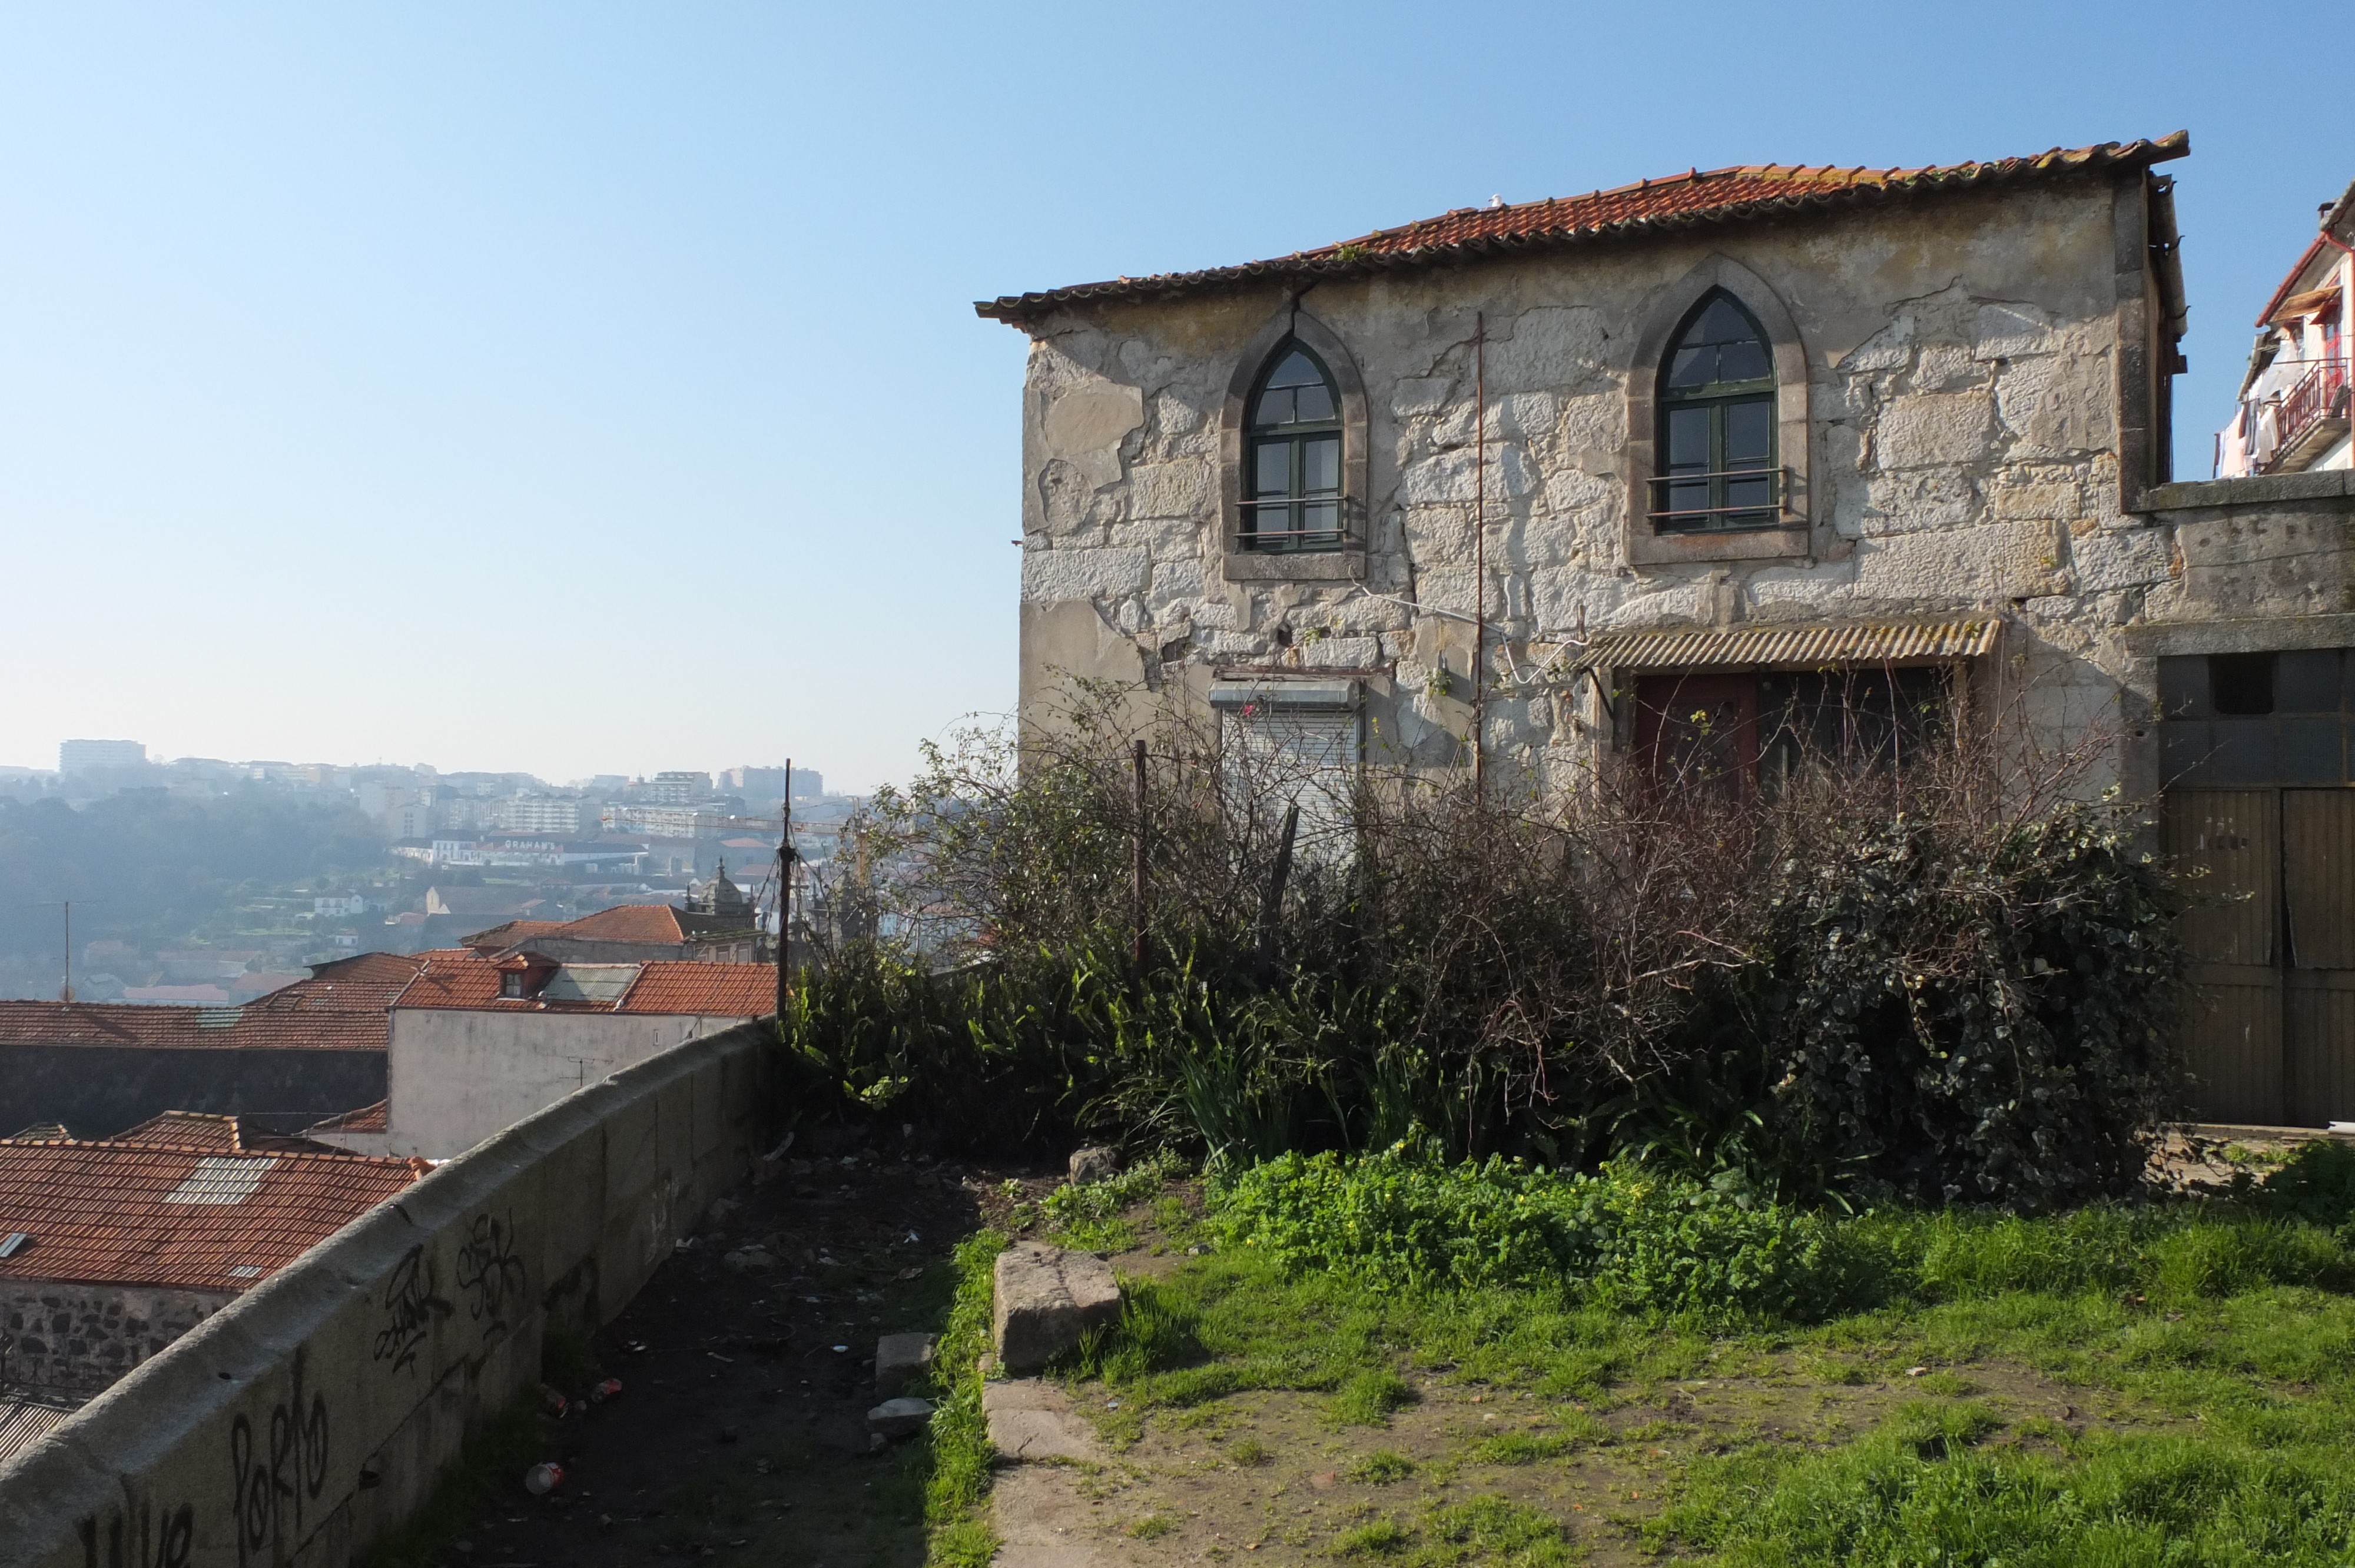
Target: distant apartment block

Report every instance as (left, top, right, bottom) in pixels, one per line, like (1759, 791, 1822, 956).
(722, 765, 823, 800)
(56, 740, 144, 773)
(493, 795, 588, 835)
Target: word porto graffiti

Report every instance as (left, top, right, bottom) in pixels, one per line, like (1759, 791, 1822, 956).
(370, 1245, 453, 1375)
(454, 1210, 528, 1344)
(230, 1348, 330, 1567)
(77, 1501, 193, 1568)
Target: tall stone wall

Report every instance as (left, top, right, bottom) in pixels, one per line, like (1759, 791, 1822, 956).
(0, 1021, 776, 1568)
(1011, 177, 2177, 790)
(2, 1285, 232, 1396)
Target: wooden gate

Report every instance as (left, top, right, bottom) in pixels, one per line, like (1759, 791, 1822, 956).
(2168, 788, 2355, 1125)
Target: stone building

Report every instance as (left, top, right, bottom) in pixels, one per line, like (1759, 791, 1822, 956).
(979, 132, 2355, 1128)
(0, 1135, 419, 1406)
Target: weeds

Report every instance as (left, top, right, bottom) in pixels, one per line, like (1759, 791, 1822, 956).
(922, 1230, 1008, 1567)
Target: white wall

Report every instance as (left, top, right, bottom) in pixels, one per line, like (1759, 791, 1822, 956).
(387, 1009, 755, 1160)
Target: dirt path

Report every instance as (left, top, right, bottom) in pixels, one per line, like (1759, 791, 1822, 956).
(412, 1139, 1029, 1568)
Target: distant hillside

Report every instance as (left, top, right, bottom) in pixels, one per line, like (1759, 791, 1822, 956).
(0, 792, 384, 975)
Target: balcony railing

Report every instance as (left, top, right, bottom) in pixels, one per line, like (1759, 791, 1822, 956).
(2272, 356, 2350, 469)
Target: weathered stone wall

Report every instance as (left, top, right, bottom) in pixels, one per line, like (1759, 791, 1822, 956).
(1010, 175, 2184, 789)
(3, 1285, 232, 1396)
(0, 1021, 776, 1568)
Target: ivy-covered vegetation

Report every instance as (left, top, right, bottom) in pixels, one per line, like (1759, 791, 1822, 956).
(785, 679, 2181, 1210)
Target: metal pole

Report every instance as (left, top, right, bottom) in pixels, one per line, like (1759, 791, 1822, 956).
(1132, 740, 1148, 977)
(61, 901, 71, 1004)
(775, 762, 794, 1021)
(1472, 313, 1487, 806)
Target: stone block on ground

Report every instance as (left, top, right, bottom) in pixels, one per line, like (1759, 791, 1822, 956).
(1067, 1145, 1120, 1184)
(874, 1330, 939, 1396)
(992, 1242, 1122, 1374)
(983, 1378, 1103, 1462)
(865, 1396, 934, 1441)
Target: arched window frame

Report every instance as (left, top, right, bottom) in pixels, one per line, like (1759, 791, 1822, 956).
(1624, 257, 1812, 567)
(1220, 303, 1369, 583)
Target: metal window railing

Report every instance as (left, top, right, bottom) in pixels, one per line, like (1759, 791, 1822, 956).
(1646, 467, 1786, 531)
(1236, 494, 1353, 552)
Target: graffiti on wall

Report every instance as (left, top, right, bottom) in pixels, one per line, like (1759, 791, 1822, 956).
(455, 1211, 527, 1343)
(230, 1348, 330, 1567)
(77, 1501, 193, 1568)
(371, 1245, 453, 1375)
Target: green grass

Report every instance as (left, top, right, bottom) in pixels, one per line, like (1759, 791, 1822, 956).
(923, 1230, 1009, 1567)
(1351, 1449, 1418, 1484)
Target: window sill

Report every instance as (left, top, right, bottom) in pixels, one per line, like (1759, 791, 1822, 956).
(1222, 548, 1367, 583)
(1626, 524, 1810, 566)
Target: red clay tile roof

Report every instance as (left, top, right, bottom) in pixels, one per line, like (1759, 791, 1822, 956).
(616, 963, 777, 1016)
(0, 1141, 421, 1291)
(390, 951, 773, 1016)
(0, 1000, 390, 1052)
(304, 1100, 388, 1135)
(108, 1112, 341, 1154)
(977, 134, 2190, 321)
(251, 952, 430, 1014)
(460, 919, 566, 952)
(558, 904, 689, 944)
(112, 1112, 244, 1151)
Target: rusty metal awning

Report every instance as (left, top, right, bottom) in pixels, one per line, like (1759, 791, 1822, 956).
(1572, 617, 2001, 673)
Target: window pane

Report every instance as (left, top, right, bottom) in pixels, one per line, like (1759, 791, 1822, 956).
(2211, 653, 2276, 716)
(1724, 400, 1774, 467)
(1717, 340, 1771, 382)
(1667, 346, 1713, 389)
(1255, 440, 1292, 496)
(2158, 655, 2209, 719)
(2278, 649, 2341, 712)
(2160, 721, 2211, 784)
(2280, 719, 2345, 783)
(2209, 718, 2275, 782)
(1725, 473, 1773, 510)
(1293, 382, 1335, 421)
(1303, 437, 1340, 493)
(1660, 477, 1710, 520)
(1694, 298, 1750, 343)
(1251, 386, 1294, 427)
(1266, 349, 1321, 389)
(1666, 406, 1711, 470)
(1301, 499, 1339, 536)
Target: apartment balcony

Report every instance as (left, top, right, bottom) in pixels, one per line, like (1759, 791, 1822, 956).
(2263, 356, 2351, 473)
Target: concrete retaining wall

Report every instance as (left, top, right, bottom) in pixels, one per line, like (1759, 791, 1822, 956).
(0, 1019, 777, 1568)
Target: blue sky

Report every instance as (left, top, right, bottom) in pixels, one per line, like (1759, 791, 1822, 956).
(1, 1, 2345, 790)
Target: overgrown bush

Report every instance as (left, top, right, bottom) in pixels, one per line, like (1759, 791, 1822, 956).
(782, 675, 2181, 1208)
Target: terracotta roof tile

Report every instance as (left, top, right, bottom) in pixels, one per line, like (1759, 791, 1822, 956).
(0, 1001, 390, 1052)
(558, 904, 688, 944)
(460, 919, 566, 952)
(304, 1101, 388, 1135)
(0, 1141, 421, 1291)
(616, 963, 777, 1016)
(977, 134, 2190, 320)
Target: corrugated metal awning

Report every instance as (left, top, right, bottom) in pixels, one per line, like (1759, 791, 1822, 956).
(1572, 617, 2000, 673)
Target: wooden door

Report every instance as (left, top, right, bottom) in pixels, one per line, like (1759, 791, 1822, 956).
(2165, 790, 2284, 1123)
(1633, 673, 1758, 795)
(2284, 790, 2355, 1124)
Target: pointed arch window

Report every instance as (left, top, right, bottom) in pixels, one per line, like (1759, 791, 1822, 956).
(1243, 342, 1344, 553)
(1652, 291, 1780, 533)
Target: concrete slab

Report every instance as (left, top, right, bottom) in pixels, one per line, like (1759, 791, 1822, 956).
(983, 1378, 1103, 1463)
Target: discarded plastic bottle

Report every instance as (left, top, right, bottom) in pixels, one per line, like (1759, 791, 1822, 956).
(525, 1461, 565, 1496)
